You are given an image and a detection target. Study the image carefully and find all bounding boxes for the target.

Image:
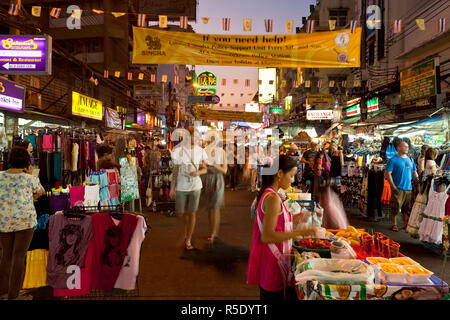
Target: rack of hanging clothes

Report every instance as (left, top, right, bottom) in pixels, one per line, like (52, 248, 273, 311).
(414, 172, 450, 256)
(47, 204, 149, 299)
(63, 128, 100, 188)
(359, 163, 386, 221)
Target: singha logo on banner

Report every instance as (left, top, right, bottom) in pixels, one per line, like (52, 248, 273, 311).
(145, 36, 161, 50)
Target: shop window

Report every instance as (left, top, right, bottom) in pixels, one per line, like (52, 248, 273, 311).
(329, 9, 348, 27)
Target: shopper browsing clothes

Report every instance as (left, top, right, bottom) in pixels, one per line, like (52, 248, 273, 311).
(96, 144, 122, 171)
(0, 147, 45, 300)
(247, 155, 324, 301)
(201, 136, 227, 245)
(385, 141, 419, 231)
(170, 127, 208, 251)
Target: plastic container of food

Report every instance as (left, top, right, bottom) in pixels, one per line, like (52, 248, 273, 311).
(403, 265, 434, 284)
(293, 239, 332, 258)
(390, 257, 419, 266)
(366, 257, 391, 266)
(379, 263, 408, 283)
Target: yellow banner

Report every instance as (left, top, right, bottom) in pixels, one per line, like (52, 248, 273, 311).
(307, 94, 334, 105)
(132, 27, 361, 68)
(196, 109, 263, 123)
(72, 91, 103, 120)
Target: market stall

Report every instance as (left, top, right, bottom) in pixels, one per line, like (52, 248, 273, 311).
(278, 189, 450, 300)
(290, 223, 449, 300)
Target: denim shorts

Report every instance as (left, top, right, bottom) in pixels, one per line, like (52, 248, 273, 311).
(175, 190, 201, 216)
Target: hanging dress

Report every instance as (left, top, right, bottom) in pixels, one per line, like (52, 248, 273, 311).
(406, 182, 429, 238)
(418, 179, 450, 245)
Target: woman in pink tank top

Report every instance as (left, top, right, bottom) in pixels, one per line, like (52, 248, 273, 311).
(247, 155, 322, 301)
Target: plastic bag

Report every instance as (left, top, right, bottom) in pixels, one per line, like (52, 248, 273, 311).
(295, 258, 375, 286)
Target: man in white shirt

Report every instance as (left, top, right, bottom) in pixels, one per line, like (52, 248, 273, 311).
(170, 127, 208, 251)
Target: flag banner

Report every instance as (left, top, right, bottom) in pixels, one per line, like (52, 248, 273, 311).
(50, 8, 61, 18)
(201, 17, 210, 24)
(112, 12, 126, 18)
(329, 80, 335, 87)
(132, 27, 362, 68)
(115, 71, 120, 78)
(305, 80, 311, 88)
(438, 18, 447, 33)
(161, 75, 167, 82)
(138, 73, 144, 80)
(222, 78, 227, 85)
(306, 20, 314, 33)
(293, 80, 298, 88)
(317, 79, 322, 88)
(341, 80, 347, 87)
(353, 79, 361, 87)
(243, 18, 252, 32)
(350, 20, 358, 33)
(393, 20, 402, 33)
(137, 14, 146, 27)
(416, 19, 425, 31)
(8, 3, 20, 16)
(285, 20, 294, 33)
(366, 79, 371, 88)
(128, 72, 133, 80)
(265, 19, 273, 32)
(223, 18, 231, 31)
(245, 79, 250, 87)
(92, 9, 104, 14)
(150, 74, 156, 82)
(329, 20, 336, 30)
(159, 15, 168, 28)
(180, 16, 188, 29)
(31, 6, 41, 17)
(104, 70, 109, 78)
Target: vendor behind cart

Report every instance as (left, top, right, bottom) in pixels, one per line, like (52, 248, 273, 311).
(247, 155, 324, 301)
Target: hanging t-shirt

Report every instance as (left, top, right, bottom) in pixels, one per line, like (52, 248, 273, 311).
(42, 134, 53, 152)
(84, 185, 100, 207)
(114, 215, 147, 290)
(26, 134, 37, 150)
(46, 214, 93, 289)
(91, 213, 138, 292)
(53, 240, 94, 297)
(69, 185, 85, 207)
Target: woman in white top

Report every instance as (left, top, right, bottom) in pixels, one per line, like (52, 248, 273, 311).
(423, 147, 439, 178)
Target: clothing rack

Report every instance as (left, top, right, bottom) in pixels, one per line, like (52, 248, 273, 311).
(64, 204, 151, 229)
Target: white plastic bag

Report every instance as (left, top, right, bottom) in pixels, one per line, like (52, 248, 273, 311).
(295, 258, 375, 286)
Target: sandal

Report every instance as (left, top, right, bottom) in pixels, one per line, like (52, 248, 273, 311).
(184, 242, 194, 251)
(207, 235, 216, 245)
(392, 225, 399, 232)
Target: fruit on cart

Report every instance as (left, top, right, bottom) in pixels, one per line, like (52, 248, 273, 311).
(390, 257, 418, 266)
(367, 257, 391, 265)
(379, 263, 406, 274)
(334, 225, 366, 245)
(403, 265, 432, 275)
